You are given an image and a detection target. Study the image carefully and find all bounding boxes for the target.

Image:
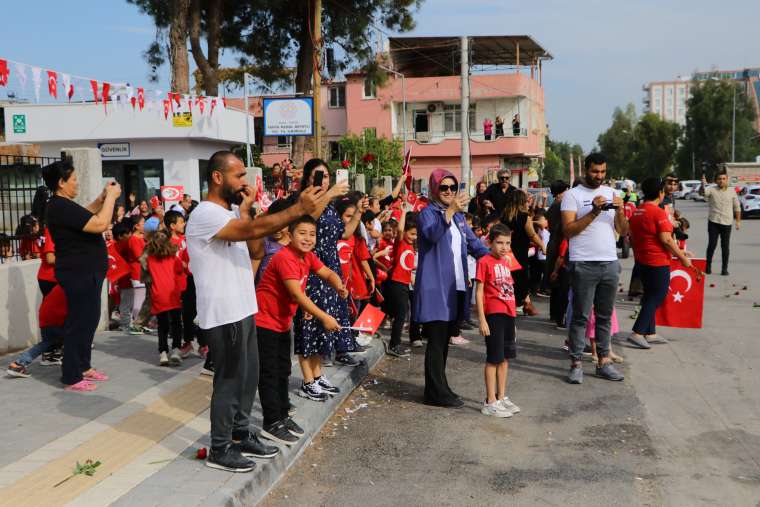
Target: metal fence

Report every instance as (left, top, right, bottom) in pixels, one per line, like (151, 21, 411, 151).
(0, 154, 59, 263)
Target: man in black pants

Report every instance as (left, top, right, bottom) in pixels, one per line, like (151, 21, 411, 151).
(700, 171, 741, 275)
(186, 151, 323, 473)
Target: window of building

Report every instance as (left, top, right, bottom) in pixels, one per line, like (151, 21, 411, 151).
(329, 141, 343, 161)
(443, 104, 476, 133)
(198, 159, 209, 200)
(277, 136, 290, 147)
(329, 86, 346, 108)
(363, 78, 376, 99)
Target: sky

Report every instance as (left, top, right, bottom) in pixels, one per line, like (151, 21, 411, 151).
(1, 0, 758, 150)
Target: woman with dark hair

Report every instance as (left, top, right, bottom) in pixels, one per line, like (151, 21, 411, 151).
(42, 158, 121, 391)
(627, 177, 691, 349)
(414, 169, 489, 408)
(288, 159, 359, 399)
(467, 180, 489, 219)
(501, 190, 545, 316)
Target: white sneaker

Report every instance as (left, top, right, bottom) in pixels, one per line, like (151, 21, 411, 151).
(500, 397, 521, 414)
(411, 340, 424, 348)
(159, 351, 169, 366)
(356, 333, 373, 347)
(450, 335, 470, 346)
(481, 400, 512, 418)
(169, 348, 182, 366)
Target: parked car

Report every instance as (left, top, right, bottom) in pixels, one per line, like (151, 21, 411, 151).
(687, 184, 716, 201)
(674, 180, 700, 199)
(739, 185, 760, 218)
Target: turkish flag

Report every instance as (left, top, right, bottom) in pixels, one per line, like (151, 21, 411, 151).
(0, 58, 8, 86)
(655, 258, 706, 328)
(47, 70, 58, 98)
(163, 99, 170, 119)
(106, 242, 130, 283)
(90, 80, 100, 104)
(137, 87, 145, 110)
(353, 304, 385, 334)
(402, 148, 412, 192)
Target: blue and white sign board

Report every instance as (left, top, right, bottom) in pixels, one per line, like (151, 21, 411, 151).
(262, 97, 314, 137)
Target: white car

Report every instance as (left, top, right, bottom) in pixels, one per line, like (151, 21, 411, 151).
(674, 180, 701, 199)
(687, 184, 716, 201)
(739, 185, 760, 218)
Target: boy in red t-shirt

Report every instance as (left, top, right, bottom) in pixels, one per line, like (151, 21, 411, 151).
(145, 230, 184, 366)
(383, 202, 417, 357)
(475, 223, 522, 418)
(256, 215, 347, 445)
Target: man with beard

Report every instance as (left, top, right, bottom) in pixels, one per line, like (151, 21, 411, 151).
(186, 151, 327, 472)
(560, 153, 628, 385)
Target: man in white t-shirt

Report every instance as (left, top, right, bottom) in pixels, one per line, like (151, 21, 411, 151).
(186, 151, 325, 473)
(560, 152, 628, 385)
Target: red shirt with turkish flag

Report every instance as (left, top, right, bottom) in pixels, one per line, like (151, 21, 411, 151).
(629, 202, 673, 267)
(36, 228, 57, 282)
(349, 237, 372, 300)
(147, 255, 183, 314)
(390, 238, 416, 285)
(475, 253, 518, 317)
(255, 246, 325, 333)
(170, 234, 189, 292)
(375, 238, 394, 270)
(337, 236, 355, 283)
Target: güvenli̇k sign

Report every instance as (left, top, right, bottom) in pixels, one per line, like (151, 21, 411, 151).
(12, 114, 26, 133)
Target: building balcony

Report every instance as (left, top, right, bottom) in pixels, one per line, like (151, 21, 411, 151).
(393, 130, 539, 158)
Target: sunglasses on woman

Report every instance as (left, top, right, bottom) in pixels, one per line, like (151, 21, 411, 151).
(438, 184, 458, 193)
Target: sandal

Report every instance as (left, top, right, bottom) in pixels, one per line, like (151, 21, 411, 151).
(83, 369, 109, 381)
(64, 380, 97, 392)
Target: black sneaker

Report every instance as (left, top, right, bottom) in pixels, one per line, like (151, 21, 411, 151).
(261, 421, 299, 446)
(387, 345, 410, 358)
(335, 353, 361, 367)
(352, 344, 369, 355)
(297, 380, 328, 401)
(288, 402, 297, 416)
(582, 344, 593, 356)
(315, 375, 340, 395)
(283, 417, 305, 437)
(40, 352, 62, 366)
(235, 432, 280, 459)
(6, 362, 30, 378)
(205, 445, 255, 473)
(721, 270, 729, 276)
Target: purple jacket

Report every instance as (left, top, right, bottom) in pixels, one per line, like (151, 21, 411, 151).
(413, 201, 489, 323)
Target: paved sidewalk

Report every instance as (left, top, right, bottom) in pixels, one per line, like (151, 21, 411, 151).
(0, 329, 385, 507)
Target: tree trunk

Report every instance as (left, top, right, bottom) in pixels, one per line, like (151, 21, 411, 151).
(169, 0, 191, 94)
(189, 0, 221, 96)
(292, 8, 314, 168)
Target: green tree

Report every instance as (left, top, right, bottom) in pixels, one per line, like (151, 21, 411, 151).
(543, 137, 583, 184)
(677, 80, 760, 179)
(596, 103, 637, 178)
(630, 113, 681, 181)
(338, 132, 403, 177)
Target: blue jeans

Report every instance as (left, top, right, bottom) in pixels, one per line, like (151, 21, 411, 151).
(632, 263, 670, 336)
(568, 261, 620, 362)
(15, 327, 63, 366)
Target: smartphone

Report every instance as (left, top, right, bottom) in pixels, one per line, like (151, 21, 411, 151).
(336, 169, 349, 185)
(313, 171, 324, 188)
(601, 202, 618, 210)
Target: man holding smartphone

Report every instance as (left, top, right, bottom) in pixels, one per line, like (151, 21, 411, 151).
(560, 152, 628, 385)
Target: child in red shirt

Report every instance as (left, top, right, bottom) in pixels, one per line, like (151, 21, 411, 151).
(145, 230, 184, 366)
(383, 202, 417, 357)
(119, 216, 146, 334)
(17, 215, 42, 260)
(475, 223, 521, 418)
(36, 226, 57, 295)
(255, 216, 347, 444)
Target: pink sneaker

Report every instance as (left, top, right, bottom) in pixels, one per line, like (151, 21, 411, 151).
(450, 335, 470, 345)
(199, 345, 209, 359)
(64, 380, 98, 392)
(83, 369, 109, 381)
(179, 342, 194, 359)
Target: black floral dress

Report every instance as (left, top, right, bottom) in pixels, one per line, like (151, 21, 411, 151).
(293, 203, 356, 357)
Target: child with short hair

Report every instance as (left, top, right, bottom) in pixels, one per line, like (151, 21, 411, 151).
(383, 202, 417, 357)
(145, 230, 184, 366)
(475, 223, 522, 418)
(256, 215, 348, 444)
(120, 216, 147, 335)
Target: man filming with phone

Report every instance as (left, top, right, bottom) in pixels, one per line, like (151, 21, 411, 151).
(560, 152, 628, 385)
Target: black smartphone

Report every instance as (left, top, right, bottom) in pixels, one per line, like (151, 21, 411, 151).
(601, 203, 618, 210)
(313, 171, 324, 188)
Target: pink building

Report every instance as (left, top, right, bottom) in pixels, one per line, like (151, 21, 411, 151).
(244, 35, 552, 188)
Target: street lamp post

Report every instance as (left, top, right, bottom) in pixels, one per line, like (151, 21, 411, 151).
(378, 64, 407, 153)
(243, 72, 254, 168)
(732, 84, 736, 163)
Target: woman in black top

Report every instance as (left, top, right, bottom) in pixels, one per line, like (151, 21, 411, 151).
(501, 190, 545, 316)
(512, 114, 521, 136)
(43, 159, 121, 391)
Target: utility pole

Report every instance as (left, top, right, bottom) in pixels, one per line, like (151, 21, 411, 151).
(243, 72, 253, 167)
(731, 84, 736, 162)
(460, 36, 471, 192)
(312, 0, 323, 159)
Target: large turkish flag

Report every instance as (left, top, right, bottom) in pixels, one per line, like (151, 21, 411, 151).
(655, 258, 706, 329)
(353, 304, 385, 334)
(106, 241, 131, 283)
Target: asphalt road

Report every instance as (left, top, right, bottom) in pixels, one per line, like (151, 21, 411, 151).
(262, 200, 760, 507)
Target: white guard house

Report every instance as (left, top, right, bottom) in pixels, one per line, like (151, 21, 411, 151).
(2, 101, 249, 202)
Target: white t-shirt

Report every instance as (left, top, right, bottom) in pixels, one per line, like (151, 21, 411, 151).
(186, 201, 258, 329)
(537, 228, 550, 261)
(560, 184, 618, 262)
(450, 221, 466, 291)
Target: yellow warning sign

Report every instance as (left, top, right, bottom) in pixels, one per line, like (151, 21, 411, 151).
(172, 112, 193, 127)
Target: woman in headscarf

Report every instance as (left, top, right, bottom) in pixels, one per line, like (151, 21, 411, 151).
(414, 169, 489, 408)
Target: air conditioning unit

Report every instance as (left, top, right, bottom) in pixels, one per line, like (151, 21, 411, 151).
(426, 102, 444, 113)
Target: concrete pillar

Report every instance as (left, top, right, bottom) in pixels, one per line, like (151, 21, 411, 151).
(62, 147, 104, 207)
(354, 173, 366, 193)
(383, 175, 392, 195)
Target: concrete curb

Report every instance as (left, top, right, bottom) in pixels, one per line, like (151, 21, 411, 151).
(113, 337, 387, 507)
